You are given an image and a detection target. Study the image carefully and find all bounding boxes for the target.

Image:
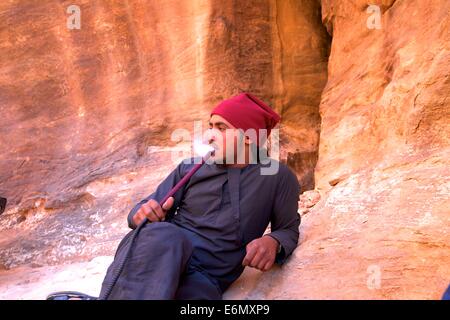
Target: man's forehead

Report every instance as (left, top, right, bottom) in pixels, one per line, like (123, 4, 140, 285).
(209, 115, 235, 128)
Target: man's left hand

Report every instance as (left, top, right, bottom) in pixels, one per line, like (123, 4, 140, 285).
(242, 235, 279, 271)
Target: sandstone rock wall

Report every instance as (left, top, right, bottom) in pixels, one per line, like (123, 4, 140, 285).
(0, 0, 448, 299)
(0, 0, 329, 270)
(226, 0, 450, 299)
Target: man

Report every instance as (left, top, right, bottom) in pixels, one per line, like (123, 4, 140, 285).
(99, 92, 301, 299)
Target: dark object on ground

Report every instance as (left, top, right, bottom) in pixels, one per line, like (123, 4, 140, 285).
(0, 197, 6, 215)
(46, 291, 97, 300)
(443, 284, 450, 300)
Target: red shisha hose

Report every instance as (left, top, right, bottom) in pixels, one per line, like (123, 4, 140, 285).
(158, 155, 210, 208)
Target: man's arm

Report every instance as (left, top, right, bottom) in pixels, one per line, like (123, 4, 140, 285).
(265, 166, 301, 264)
(127, 159, 192, 229)
(242, 165, 301, 271)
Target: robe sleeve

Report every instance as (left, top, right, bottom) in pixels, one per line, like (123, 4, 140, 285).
(266, 166, 301, 265)
(126, 158, 194, 229)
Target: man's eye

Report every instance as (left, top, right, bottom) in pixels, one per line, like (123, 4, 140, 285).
(219, 127, 226, 132)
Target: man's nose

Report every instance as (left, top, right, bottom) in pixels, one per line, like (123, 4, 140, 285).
(205, 129, 216, 144)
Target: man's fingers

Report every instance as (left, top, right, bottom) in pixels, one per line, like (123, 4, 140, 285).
(242, 253, 251, 266)
(148, 200, 165, 221)
(249, 251, 264, 268)
(242, 245, 257, 266)
(257, 258, 269, 271)
(140, 203, 152, 218)
(262, 260, 274, 272)
(133, 211, 144, 225)
(162, 197, 174, 211)
(134, 208, 147, 224)
(141, 203, 161, 222)
(135, 197, 175, 224)
(242, 237, 278, 271)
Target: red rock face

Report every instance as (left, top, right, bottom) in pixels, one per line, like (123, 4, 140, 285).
(0, 0, 448, 299)
(226, 0, 450, 299)
(0, 0, 329, 271)
(315, 0, 450, 299)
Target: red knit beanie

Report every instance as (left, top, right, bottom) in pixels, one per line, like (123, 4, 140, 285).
(210, 93, 281, 146)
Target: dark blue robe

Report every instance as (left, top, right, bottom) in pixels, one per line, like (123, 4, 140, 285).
(101, 157, 301, 299)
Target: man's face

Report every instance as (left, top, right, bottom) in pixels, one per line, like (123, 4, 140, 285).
(206, 115, 246, 164)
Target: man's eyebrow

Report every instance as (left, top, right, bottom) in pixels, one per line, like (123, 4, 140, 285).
(208, 121, 229, 128)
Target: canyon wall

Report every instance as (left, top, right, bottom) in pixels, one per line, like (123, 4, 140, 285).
(226, 0, 450, 299)
(0, 0, 329, 271)
(0, 0, 448, 299)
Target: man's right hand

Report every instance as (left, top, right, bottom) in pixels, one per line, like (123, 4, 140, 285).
(132, 197, 174, 226)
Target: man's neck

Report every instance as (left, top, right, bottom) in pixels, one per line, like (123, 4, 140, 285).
(223, 146, 256, 168)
